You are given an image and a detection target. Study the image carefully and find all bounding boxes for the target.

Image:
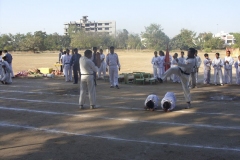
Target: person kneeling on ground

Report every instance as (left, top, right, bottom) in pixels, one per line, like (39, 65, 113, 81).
(144, 94, 159, 111)
(161, 92, 176, 112)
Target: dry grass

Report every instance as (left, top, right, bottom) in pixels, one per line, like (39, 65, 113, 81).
(11, 50, 235, 74)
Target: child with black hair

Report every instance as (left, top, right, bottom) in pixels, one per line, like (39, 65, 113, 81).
(161, 92, 176, 112)
(203, 53, 212, 84)
(144, 94, 159, 111)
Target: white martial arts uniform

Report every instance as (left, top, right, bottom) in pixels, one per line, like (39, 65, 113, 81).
(171, 58, 180, 83)
(212, 58, 224, 85)
(161, 58, 195, 102)
(79, 56, 98, 107)
(62, 54, 72, 81)
(0, 60, 12, 84)
(98, 53, 106, 78)
(151, 56, 159, 79)
(203, 58, 212, 84)
(234, 60, 240, 85)
(60, 54, 66, 75)
(144, 94, 159, 109)
(106, 53, 121, 87)
(157, 56, 165, 78)
(178, 56, 186, 65)
(189, 58, 197, 88)
(224, 56, 234, 84)
(195, 56, 202, 83)
(161, 92, 176, 111)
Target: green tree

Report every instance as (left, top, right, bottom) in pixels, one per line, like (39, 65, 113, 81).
(127, 33, 141, 49)
(170, 29, 196, 50)
(230, 32, 240, 48)
(115, 29, 129, 49)
(141, 24, 169, 50)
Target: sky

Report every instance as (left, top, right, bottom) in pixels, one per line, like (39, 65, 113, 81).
(0, 0, 240, 38)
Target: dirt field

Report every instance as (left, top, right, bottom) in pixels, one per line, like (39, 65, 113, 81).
(1, 50, 240, 160)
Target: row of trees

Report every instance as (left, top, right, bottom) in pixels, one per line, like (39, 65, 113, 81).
(0, 24, 239, 52)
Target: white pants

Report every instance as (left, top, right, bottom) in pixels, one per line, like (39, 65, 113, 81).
(161, 67, 191, 102)
(98, 62, 106, 78)
(79, 76, 96, 106)
(171, 74, 180, 83)
(9, 63, 14, 77)
(64, 64, 72, 81)
(214, 69, 223, 84)
(1, 71, 12, 84)
(153, 66, 158, 78)
(109, 66, 118, 86)
(158, 67, 165, 78)
(203, 69, 211, 84)
(189, 72, 197, 87)
(224, 69, 232, 84)
(236, 69, 240, 85)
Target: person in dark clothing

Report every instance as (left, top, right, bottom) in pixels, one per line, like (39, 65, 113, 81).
(70, 48, 81, 84)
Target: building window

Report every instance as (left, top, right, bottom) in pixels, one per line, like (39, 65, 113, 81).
(91, 23, 95, 26)
(105, 23, 109, 25)
(227, 40, 232, 43)
(85, 24, 89, 27)
(98, 28, 102, 30)
(98, 23, 102, 26)
(91, 28, 95, 30)
(105, 28, 109, 30)
(86, 28, 90, 31)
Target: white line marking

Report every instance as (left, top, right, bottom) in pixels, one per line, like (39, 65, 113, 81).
(0, 96, 239, 116)
(1, 106, 240, 130)
(0, 122, 240, 152)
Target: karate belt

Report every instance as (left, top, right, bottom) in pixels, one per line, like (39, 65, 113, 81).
(179, 67, 190, 75)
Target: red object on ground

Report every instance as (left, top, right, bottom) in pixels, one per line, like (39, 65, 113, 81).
(165, 44, 170, 71)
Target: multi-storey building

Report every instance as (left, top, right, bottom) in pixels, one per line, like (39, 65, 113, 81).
(215, 31, 235, 45)
(64, 16, 116, 36)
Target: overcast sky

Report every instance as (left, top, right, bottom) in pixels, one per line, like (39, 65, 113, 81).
(0, 0, 239, 38)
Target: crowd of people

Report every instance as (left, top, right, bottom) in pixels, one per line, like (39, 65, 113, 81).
(151, 49, 240, 86)
(0, 50, 14, 84)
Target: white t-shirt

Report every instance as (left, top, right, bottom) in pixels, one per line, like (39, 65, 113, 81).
(224, 56, 234, 70)
(212, 58, 223, 70)
(161, 92, 176, 111)
(144, 94, 159, 109)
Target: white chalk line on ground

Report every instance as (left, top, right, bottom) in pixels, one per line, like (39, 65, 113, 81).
(0, 122, 240, 152)
(0, 106, 240, 130)
(1, 89, 237, 102)
(0, 96, 238, 116)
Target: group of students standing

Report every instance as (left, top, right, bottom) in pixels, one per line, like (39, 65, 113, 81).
(151, 49, 202, 88)
(59, 47, 112, 85)
(0, 50, 14, 85)
(203, 51, 240, 85)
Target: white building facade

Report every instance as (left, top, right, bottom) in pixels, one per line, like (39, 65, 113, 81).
(64, 16, 116, 37)
(215, 31, 235, 45)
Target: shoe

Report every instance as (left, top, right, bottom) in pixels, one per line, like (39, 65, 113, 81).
(90, 105, 95, 109)
(158, 78, 163, 83)
(1, 81, 4, 84)
(115, 85, 120, 89)
(185, 102, 191, 109)
(79, 105, 84, 109)
(73, 82, 78, 84)
(110, 86, 114, 88)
